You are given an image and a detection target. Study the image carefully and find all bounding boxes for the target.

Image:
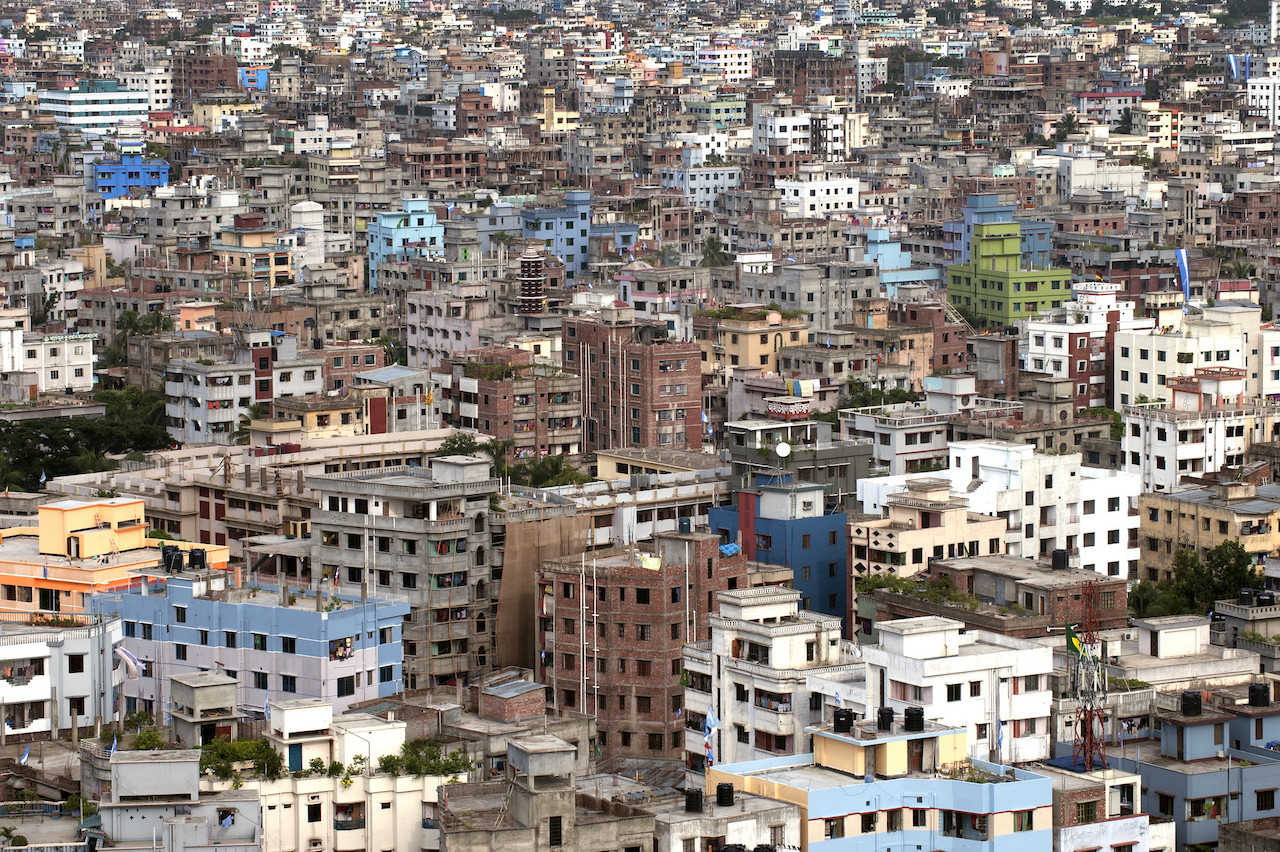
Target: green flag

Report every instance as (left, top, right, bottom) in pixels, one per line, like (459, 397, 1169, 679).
(1066, 624, 1083, 656)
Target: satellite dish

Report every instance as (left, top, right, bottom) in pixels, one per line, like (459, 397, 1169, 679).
(775, 442, 792, 459)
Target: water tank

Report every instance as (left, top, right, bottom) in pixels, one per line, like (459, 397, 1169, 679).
(187, 549, 206, 571)
(1181, 690, 1202, 717)
(904, 706, 925, 732)
(1260, 592, 1277, 607)
(679, 517, 692, 534)
(169, 551, 185, 574)
(833, 708, 854, 733)
(685, 789, 703, 813)
(1052, 549, 1070, 571)
(877, 706, 894, 732)
(716, 782, 734, 807)
(1251, 683, 1271, 708)
(1241, 588, 1257, 606)
(753, 846, 777, 852)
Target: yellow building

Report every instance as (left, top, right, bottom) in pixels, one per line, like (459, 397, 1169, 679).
(693, 306, 809, 384)
(851, 478, 1006, 579)
(1138, 481, 1280, 581)
(192, 100, 262, 130)
(595, 447, 723, 480)
(535, 87, 579, 139)
(0, 498, 229, 616)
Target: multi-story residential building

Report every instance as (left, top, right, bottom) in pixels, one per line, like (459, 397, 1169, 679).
(946, 220, 1074, 328)
(1035, 761, 1175, 852)
(37, 79, 149, 137)
(91, 570, 407, 719)
(724, 416, 872, 509)
(692, 305, 809, 384)
(851, 478, 1007, 579)
(0, 613, 123, 737)
(1139, 481, 1280, 582)
(520, 189, 592, 282)
(310, 457, 501, 691)
(537, 531, 749, 759)
(1122, 368, 1280, 493)
(562, 305, 703, 452)
(1022, 280, 1155, 409)
(867, 554, 1130, 639)
(682, 587, 859, 770)
(117, 65, 172, 112)
(710, 479, 849, 625)
(859, 615, 1053, 763)
(0, 497, 229, 617)
(212, 213, 295, 297)
(0, 324, 97, 395)
(709, 714, 1053, 852)
(434, 347, 582, 459)
(735, 261, 880, 328)
(617, 264, 710, 321)
(164, 329, 324, 446)
(406, 281, 500, 369)
(658, 159, 742, 209)
(85, 143, 170, 201)
(367, 198, 445, 292)
(1113, 303, 1263, 407)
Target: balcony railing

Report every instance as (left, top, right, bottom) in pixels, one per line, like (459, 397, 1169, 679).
(334, 818, 366, 831)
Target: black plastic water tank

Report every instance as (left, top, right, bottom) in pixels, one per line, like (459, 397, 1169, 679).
(716, 782, 734, 806)
(679, 517, 692, 534)
(685, 789, 703, 813)
(904, 706, 925, 732)
(877, 706, 894, 731)
(1251, 682, 1271, 707)
(1181, 690, 1202, 716)
(1241, 588, 1258, 605)
(1260, 592, 1277, 607)
(1052, 548, 1069, 571)
(833, 708, 854, 733)
(188, 548, 206, 571)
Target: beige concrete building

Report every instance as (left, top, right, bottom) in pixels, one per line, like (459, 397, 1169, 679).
(1138, 481, 1280, 581)
(850, 478, 1007, 579)
(692, 306, 809, 386)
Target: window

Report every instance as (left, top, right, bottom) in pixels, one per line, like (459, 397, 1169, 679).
(913, 809, 927, 827)
(199, 629, 208, 645)
(887, 810, 902, 831)
(824, 819, 844, 839)
(337, 675, 355, 697)
(549, 816, 563, 847)
(253, 633, 267, 651)
(1014, 810, 1034, 831)
(175, 644, 187, 661)
(1260, 790, 1276, 811)
(946, 684, 961, 702)
(68, 655, 85, 674)
(254, 672, 268, 690)
(1157, 793, 1174, 815)
(174, 606, 186, 623)
(281, 675, 297, 693)
(307, 804, 321, 823)
(861, 813, 876, 833)
(225, 631, 237, 648)
(282, 636, 296, 654)
(636, 588, 650, 605)
(1076, 801, 1097, 824)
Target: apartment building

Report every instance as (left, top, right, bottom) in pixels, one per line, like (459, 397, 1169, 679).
(367, 198, 445, 292)
(946, 220, 1074, 328)
(310, 457, 501, 691)
(520, 189, 592, 282)
(1138, 481, 1280, 582)
(852, 478, 1007, 579)
(91, 571, 408, 719)
(37, 79, 149, 136)
(860, 616, 1053, 763)
(537, 532, 749, 760)
(562, 304, 703, 452)
(692, 305, 809, 385)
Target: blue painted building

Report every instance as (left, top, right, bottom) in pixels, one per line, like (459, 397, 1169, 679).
(368, 198, 445, 291)
(86, 145, 170, 200)
(521, 189, 592, 282)
(709, 478, 848, 626)
(864, 228, 943, 300)
(710, 717, 1054, 852)
(90, 573, 408, 718)
(239, 65, 270, 90)
(1108, 687, 1280, 849)
(943, 193, 1054, 268)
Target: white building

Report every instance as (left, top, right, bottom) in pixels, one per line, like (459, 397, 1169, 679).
(37, 257, 86, 323)
(1113, 303, 1262, 406)
(658, 163, 741, 209)
(1247, 76, 1280, 126)
(859, 439, 1141, 579)
(213, 699, 452, 852)
(0, 615, 124, 736)
(1122, 367, 1280, 492)
(859, 616, 1053, 763)
(682, 588, 859, 769)
(118, 66, 172, 112)
(37, 80, 150, 137)
(776, 171, 863, 218)
(694, 46, 754, 81)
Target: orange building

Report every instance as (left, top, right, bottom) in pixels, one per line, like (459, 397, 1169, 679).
(0, 498, 229, 616)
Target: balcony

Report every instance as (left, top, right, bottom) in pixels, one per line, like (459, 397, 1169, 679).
(334, 818, 366, 831)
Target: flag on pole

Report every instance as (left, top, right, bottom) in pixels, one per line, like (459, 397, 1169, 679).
(19, 745, 28, 766)
(38, 470, 46, 487)
(109, 734, 118, 756)
(704, 705, 720, 768)
(1065, 624, 1083, 656)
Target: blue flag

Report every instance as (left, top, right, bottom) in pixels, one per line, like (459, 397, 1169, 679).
(1176, 248, 1190, 312)
(109, 734, 117, 756)
(19, 745, 28, 766)
(38, 470, 46, 486)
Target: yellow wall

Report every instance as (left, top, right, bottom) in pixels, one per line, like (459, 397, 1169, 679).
(38, 499, 148, 557)
(814, 734, 865, 776)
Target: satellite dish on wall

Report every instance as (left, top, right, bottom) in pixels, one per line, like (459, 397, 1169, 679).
(775, 442, 792, 459)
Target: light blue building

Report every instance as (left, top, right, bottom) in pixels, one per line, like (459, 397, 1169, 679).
(864, 228, 944, 299)
(90, 573, 408, 719)
(712, 716, 1054, 852)
(943, 193, 1054, 268)
(368, 198, 445, 290)
(238, 66, 270, 90)
(86, 143, 170, 200)
(521, 189, 592, 282)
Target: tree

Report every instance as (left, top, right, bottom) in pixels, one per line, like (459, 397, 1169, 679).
(699, 236, 731, 268)
(1128, 542, 1263, 618)
(434, 433, 479, 456)
(1053, 113, 1081, 142)
(376, 335, 407, 366)
(1114, 107, 1134, 135)
(481, 438, 516, 480)
(1224, 260, 1257, 280)
(513, 454, 589, 488)
(233, 403, 269, 446)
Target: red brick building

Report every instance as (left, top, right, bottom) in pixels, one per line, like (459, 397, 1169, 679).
(535, 532, 749, 759)
(562, 305, 703, 452)
(1218, 190, 1280, 243)
(170, 49, 239, 103)
(321, 341, 386, 392)
(766, 51, 858, 101)
(434, 346, 583, 459)
(888, 300, 968, 374)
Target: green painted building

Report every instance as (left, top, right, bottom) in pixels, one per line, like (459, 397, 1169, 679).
(946, 221, 1073, 328)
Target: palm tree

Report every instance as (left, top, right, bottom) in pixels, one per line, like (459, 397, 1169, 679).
(700, 236, 731, 268)
(514, 455, 588, 488)
(1224, 260, 1257, 280)
(1053, 113, 1080, 142)
(376, 335, 407, 366)
(1113, 107, 1134, 135)
(233, 403, 269, 446)
(481, 438, 516, 481)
